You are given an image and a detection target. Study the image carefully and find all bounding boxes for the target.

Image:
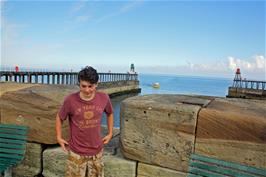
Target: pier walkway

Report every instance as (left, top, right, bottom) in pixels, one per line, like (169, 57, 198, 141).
(0, 71, 138, 85)
(227, 68, 266, 99)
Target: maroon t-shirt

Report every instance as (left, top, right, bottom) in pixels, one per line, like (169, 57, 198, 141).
(59, 91, 113, 156)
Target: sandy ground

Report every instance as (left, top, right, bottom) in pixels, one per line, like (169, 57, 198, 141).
(0, 82, 37, 96)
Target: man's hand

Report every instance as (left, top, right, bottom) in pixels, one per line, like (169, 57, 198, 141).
(102, 133, 112, 145)
(57, 137, 69, 152)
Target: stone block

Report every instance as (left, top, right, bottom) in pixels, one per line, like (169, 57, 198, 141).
(120, 94, 212, 172)
(13, 142, 42, 177)
(104, 149, 136, 177)
(0, 84, 75, 144)
(195, 98, 266, 169)
(42, 147, 68, 177)
(137, 163, 186, 177)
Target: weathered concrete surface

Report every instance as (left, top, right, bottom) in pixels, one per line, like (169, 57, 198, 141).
(104, 149, 137, 177)
(0, 84, 75, 144)
(227, 87, 266, 99)
(98, 80, 140, 97)
(12, 143, 42, 177)
(195, 98, 266, 169)
(42, 148, 136, 177)
(0, 82, 36, 96)
(120, 94, 212, 172)
(42, 147, 68, 177)
(0, 82, 138, 144)
(137, 163, 186, 177)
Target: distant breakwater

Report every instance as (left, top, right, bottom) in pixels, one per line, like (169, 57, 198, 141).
(0, 71, 138, 85)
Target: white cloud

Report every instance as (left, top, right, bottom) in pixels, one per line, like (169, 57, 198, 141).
(255, 55, 265, 69)
(227, 55, 266, 71)
(187, 60, 227, 72)
(183, 55, 265, 79)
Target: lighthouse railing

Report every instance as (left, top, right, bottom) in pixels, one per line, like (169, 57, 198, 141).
(232, 79, 266, 90)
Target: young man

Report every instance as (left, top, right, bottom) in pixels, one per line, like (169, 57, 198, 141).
(56, 66, 113, 177)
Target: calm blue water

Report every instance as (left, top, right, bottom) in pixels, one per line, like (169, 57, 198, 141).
(103, 73, 233, 128)
(139, 74, 232, 96)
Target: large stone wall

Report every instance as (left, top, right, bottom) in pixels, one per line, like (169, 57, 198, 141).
(1, 84, 265, 176)
(120, 94, 266, 175)
(227, 87, 266, 99)
(120, 94, 212, 172)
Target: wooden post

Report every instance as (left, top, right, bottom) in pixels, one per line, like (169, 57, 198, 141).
(42, 75, 44, 84)
(28, 74, 31, 83)
(62, 74, 65, 84)
(57, 74, 60, 84)
(52, 74, 55, 84)
(35, 74, 38, 83)
(47, 75, 50, 84)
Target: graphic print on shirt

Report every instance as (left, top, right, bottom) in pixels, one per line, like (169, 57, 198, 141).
(75, 105, 103, 129)
(84, 111, 94, 120)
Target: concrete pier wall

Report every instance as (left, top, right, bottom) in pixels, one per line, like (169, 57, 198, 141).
(227, 87, 266, 99)
(1, 87, 265, 177)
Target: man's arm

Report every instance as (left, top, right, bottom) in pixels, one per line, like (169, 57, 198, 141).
(102, 113, 114, 144)
(55, 114, 68, 152)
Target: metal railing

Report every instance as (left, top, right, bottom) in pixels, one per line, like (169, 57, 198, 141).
(0, 71, 138, 85)
(232, 79, 266, 90)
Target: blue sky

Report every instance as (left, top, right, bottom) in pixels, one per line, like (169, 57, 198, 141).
(1, 0, 265, 79)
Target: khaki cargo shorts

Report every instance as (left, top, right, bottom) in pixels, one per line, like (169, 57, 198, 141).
(65, 149, 104, 177)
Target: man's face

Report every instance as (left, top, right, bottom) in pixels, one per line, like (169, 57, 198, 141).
(79, 80, 97, 98)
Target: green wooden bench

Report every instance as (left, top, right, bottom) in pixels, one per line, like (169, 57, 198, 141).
(188, 153, 266, 177)
(0, 124, 28, 177)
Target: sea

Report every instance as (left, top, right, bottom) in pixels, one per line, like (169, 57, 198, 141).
(103, 73, 233, 128)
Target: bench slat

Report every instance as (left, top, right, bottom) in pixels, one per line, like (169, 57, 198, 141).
(0, 133, 27, 140)
(0, 158, 19, 164)
(191, 154, 266, 176)
(190, 160, 255, 177)
(0, 161, 16, 167)
(189, 167, 227, 177)
(187, 173, 202, 177)
(0, 148, 25, 155)
(0, 153, 24, 160)
(0, 124, 28, 130)
(0, 164, 12, 171)
(0, 124, 28, 174)
(0, 128, 28, 135)
(0, 138, 26, 145)
(0, 143, 26, 149)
